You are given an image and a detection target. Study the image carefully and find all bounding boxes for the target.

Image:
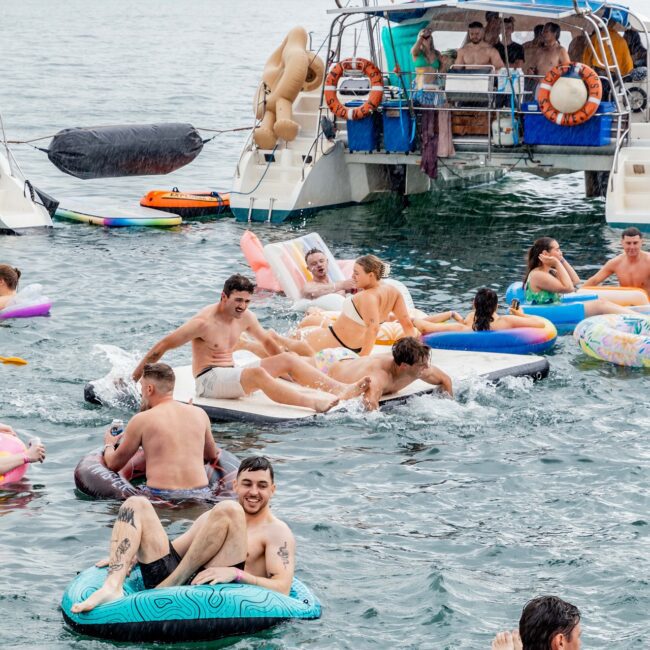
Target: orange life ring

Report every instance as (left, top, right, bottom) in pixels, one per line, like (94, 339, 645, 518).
(324, 58, 383, 120)
(537, 62, 602, 127)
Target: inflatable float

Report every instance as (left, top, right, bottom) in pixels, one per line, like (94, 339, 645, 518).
(61, 566, 321, 643)
(574, 314, 650, 367)
(422, 318, 557, 355)
(74, 447, 239, 503)
(169, 349, 549, 423)
(506, 282, 650, 333)
(0, 284, 51, 320)
(0, 432, 29, 485)
(240, 231, 354, 309)
(55, 198, 182, 227)
(140, 188, 230, 219)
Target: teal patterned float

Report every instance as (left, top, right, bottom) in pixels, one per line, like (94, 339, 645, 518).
(574, 314, 650, 367)
(61, 565, 321, 642)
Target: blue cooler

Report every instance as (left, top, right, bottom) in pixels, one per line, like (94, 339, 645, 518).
(522, 101, 614, 146)
(382, 100, 415, 153)
(345, 101, 378, 152)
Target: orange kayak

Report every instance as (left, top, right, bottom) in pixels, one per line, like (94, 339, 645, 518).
(140, 187, 230, 219)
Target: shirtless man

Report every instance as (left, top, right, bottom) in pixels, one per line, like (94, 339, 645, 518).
(530, 22, 570, 77)
(132, 274, 369, 413)
(455, 22, 504, 70)
(302, 248, 354, 300)
(321, 337, 453, 411)
(103, 363, 217, 495)
(583, 227, 650, 294)
(71, 456, 295, 612)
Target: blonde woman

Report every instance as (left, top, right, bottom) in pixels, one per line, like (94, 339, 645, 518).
(302, 255, 417, 356)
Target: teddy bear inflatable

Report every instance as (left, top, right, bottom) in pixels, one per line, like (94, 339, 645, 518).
(253, 26, 325, 150)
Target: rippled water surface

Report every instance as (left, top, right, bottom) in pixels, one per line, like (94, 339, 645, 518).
(1, 1, 650, 648)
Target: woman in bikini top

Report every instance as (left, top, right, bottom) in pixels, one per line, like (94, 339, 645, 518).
(302, 255, 418, 356)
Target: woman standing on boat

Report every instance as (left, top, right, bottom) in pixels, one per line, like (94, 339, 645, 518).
(410, 26, 454, 176)
(301, 255, 417, 356)
(523, 237, 641, 316)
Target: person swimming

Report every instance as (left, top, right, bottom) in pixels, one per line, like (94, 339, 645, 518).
(0, 265, 21, 310)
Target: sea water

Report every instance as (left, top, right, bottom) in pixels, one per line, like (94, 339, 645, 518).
(1, 1, 649, 647)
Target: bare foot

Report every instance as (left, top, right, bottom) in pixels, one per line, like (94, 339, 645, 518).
(491, 630, 522, 650)
(335, 376, 371, 401)
(70, 583, 124, 613)
(312, 395, 340, 413)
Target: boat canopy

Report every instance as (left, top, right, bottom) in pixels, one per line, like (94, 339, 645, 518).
(328, 0, 647, 31)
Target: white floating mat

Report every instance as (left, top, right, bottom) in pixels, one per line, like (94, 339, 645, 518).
(173, 348, 550, 423)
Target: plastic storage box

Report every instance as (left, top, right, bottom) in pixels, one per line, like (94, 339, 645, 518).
(345, 101, 378, 152)
(522, 101, 614, 146)
(382, 100, 415, 153)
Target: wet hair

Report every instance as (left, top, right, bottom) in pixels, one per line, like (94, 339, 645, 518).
(223, 273, 255, 297)
(142, 362, 175, 392)
(392, 337, 431, 366)
(533, 24, 544, 37)
(622, 226, 642, 239)
(0, 265, 21, 290)
(522, 237, 556, 291)
(519, 595, 581, 650)
(237, 456, 274, 482)
(472, 287, 498, 332)
(544, 22, 561, 39)
(355, 254, 391, 280)
(468, 21, 483, 30)
(305, 248, 325, 264)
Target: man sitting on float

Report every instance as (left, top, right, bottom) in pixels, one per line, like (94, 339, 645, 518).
(302, 248, 354, 300)
(583, 227, 650, 295)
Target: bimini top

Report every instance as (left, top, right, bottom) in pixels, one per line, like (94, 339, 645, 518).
(328, 0, 635, 24)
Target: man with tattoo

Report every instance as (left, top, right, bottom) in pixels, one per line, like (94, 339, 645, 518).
(103, 362, 218, 497)
(71, 456, 295, 612)
(131, 273, 371, 413)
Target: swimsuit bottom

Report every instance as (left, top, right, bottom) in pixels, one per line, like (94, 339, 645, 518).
(139, 541, 246, 590)
(328, 325, 362, 353)
(194, 360, 261, 399)
(140, 485, 215, 502)
(313, 347, 359, 374)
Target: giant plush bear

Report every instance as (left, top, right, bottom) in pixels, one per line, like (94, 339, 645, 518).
(253, 26, 324, 150)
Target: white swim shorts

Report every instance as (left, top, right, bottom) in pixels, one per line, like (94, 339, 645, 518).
(194, 360, 261, 399)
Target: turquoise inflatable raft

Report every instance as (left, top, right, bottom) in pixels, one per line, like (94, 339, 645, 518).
(62, 565, 320, 642)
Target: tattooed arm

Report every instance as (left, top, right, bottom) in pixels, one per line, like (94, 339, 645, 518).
(258, 522, 295, 595)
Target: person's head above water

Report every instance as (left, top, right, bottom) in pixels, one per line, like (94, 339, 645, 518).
(472, 287, 498, 331)
(519, 595, 582, 650)
(0, 265, 21, 293)
(235, 456, 276, 515)
(353, 254, 390, 288)
(140, 362, 175, 410)
(621, 227, 643, 258)
(523, 237, 560, 286)
(392, 337, 431, 368)
(305, 248, 329, 281)
(220, 274, 256, 319)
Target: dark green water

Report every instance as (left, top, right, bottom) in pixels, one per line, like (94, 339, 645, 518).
(2, 1, 650, 648)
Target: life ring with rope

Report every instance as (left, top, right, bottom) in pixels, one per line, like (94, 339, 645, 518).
(537, 62, 602, 127)
(324, 58, 384, 120)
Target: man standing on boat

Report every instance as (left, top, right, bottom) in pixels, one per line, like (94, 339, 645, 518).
(71, 456, 295, 612)
(529, 22, 569, 77)
(302, 248, 354, 300)
(583, 227, 650, 294)
(132, 274, 370, 412)
(103, 362, 219, 498)
(455, 22, 504, 70)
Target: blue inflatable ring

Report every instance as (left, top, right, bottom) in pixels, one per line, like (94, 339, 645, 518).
(422, 318, 557, 355)
(61, 565, 321, 642)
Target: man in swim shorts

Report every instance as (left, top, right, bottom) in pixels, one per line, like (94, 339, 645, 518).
(71, 456, 295, 612)
(583, 227, 650, 294)
(325, 337, 453, 410)
(103, 362, 218, 496)
(302, 248, 355, 300)
(132, 274, 370, 413)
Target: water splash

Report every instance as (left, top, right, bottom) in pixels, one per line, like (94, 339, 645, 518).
(89, 344, 141, 409)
